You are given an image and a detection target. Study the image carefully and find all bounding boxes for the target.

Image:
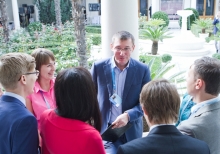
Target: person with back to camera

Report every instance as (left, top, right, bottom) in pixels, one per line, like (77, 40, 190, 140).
(117, 79, 210, 154)
(91, 31, 151, 153)
(40, 67, 105, 154)
(178, 56, 220, 154)
(213, 11, 220, 53)
(26, 48, 56, 128)
(0, 53, 39, 153)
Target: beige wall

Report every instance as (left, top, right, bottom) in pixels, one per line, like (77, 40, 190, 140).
(86, 0, 100, 25)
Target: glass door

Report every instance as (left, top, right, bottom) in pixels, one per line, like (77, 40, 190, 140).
(160, 0, 184, 20)
(196, 0, 215, 19)
(138, 0, 149, 20)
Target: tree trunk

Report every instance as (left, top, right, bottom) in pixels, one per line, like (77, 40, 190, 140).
(0, 0, 9, 43)
(54, 0, 62, 29)
(71, 0, 88, 68)
(151, 41, 158, 55)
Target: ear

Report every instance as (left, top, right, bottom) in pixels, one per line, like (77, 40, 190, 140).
(195, 78, 204, 90)
(110, 43, 114, 51)
(131, 45, 135, 52)
(20, 75, 27, 85)
(141, 105, 148, 116)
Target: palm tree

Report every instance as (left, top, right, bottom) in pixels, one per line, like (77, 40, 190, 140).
(140, 19, 172, 55)
(71, 0, 88, 68)
(54, 0, 62, 29)
(0, 0, 9, 43)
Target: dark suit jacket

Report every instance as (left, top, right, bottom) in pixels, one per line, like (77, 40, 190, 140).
(0, 95, 39, 154)
(91, 58, 151, 142)
(213, 17, 219, 34)
(117, 125, 210, 154)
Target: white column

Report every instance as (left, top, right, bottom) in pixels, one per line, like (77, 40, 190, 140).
(151, 0, 160, 15)
(177, 10, 193, 36)
(191, 0, 197, 9)
(34, 5, 39, 21)
(11, 0, 20, 30)
(101, 0, 139, 60)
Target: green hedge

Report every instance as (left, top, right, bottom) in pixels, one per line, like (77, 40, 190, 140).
(87, 34, 101, 45)
(86, 26, 101, 34)
(152, 11, 169, 27)
(162, 54, 172, 63)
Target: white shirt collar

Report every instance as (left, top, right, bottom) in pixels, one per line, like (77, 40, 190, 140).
(4, 92, 26, 106)
(111, 56, 130, 70)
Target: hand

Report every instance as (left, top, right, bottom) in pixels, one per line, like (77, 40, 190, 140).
(112, 112, 129, 129)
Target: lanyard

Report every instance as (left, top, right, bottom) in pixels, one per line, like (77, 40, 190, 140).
(111, 68, 116, 93)
(40, 90, 51, 109)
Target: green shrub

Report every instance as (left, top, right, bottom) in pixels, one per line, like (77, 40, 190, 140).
(162, 54, 172, 63)
(27, 22, 42, 34)
(88, 34, 101, 45)
(86, 26, 101, 34)
(212, 53, 220, 60)
(139, 14, 147, 29)
(139, 54, 162, 73)
(152, 11, 169, 27)
(178, 8, 199, 30)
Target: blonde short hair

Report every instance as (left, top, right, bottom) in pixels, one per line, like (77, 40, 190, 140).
(0, 53, 35, 89)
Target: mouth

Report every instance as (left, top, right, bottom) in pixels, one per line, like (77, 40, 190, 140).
(48, 73, 54, 76)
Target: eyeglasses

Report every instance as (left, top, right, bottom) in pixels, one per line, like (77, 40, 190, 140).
(18, 70, 39, 81)
(114, 47, 132, 52)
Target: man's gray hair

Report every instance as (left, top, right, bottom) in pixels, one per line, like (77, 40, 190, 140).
(111, 31, 135, 45)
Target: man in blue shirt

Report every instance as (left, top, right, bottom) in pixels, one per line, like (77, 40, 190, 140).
(178, 56, 220, 154)
(91, 31, 151, 153)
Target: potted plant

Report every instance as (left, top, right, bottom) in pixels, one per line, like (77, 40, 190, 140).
(191, 18, 213, 39)
(139, 19, 172, 55)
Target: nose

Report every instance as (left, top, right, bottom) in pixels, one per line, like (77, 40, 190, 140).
(119, 50, 125, 56)
(51, 64, 56, 71)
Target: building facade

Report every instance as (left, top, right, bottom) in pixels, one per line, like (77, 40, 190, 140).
(1, 0, 220, 29)
(140, 0, 219, 20)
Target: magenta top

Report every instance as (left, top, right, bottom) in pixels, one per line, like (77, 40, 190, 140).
(27, 79, 56, 128)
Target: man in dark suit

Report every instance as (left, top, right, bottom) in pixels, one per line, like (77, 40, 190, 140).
(0, 53, 39, 154)
(91, 31, 151, 153)
(117, 79, 210, 154)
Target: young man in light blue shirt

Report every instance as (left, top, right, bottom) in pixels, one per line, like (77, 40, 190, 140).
(178, 56, 220, 154)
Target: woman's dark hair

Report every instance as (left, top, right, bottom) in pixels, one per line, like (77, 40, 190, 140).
(55, 67, 102, 131)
